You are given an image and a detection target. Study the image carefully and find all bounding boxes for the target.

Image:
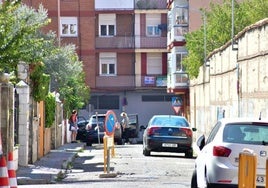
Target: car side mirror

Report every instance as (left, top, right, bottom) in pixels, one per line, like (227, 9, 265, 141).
(196, 134, 205, 151)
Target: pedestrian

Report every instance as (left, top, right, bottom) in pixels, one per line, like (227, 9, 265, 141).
(69, 110, 78, 143)
(121, 112, 130, 143)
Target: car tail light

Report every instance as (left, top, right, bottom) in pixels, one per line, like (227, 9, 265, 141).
(147, 127, 160, 136)
(181, 127, 192, 137)
(213, 146, 231, 157)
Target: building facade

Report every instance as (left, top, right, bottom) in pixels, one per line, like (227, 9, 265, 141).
(23, 0, 179, 126)
(93, 0, 174, 125)
(166, 0, 223, 121)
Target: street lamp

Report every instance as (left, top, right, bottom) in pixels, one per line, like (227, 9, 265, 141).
(231, 0, 238, 50)
(57, 0, 61, 47)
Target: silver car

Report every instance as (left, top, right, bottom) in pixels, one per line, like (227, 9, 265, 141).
(191, 118, 268, 188)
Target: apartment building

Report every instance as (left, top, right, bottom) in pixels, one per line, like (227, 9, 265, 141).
(22, 0, 177, 125)
(166, 0, 223, 120)
(94, 0, 174, 125)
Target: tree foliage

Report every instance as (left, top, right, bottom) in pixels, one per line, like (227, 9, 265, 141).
(43, 44, 90, 116)
(44, 92, 56, 128)
(0, 1, 90, 115)
(0, 1, 53, 73)
(184, 0, 268, 78)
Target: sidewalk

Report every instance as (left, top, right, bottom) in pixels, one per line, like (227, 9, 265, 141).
(16, 142, 85, 185)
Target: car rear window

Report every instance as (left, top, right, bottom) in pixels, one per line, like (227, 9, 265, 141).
(223, 123, 268, 145)
(151, 116, 189, 127)
(90, 116, 105, 123)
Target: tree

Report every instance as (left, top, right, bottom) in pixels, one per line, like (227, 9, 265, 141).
(0, 1, 90, 116)
(0, 1, 53, 73)
(184, 0, 268, 78)
(43, 44, 90, 116)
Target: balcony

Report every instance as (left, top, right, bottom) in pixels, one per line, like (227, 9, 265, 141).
(96, 36, 135, 49)
(95, 0, 134, 10)
(167, 72, 189, 91)
(174, 72, 189, 87)
(135, 36, 167, 49)
(135, 0, 167, 9)
(96, 75, 167, 89)
(96, 75, 135, 88)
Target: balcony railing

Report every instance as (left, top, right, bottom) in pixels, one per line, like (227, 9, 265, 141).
(96, 75, 168, 88)
(140, 75, 167, 87)
(174, 72, 189, 87)
(135, 0, 167, 9)
(96, 75, 135, 88)
(135, 36, 167, 49)
(95, 0, 134, 10)
(96, 36, 135, 49)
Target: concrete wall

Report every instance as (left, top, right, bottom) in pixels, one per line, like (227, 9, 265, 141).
(190, 18, 268, 138)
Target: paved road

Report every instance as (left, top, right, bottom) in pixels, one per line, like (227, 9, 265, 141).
(19, 144, 195, 188)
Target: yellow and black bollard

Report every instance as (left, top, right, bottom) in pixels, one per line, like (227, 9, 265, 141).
(238, 149, 256, 188)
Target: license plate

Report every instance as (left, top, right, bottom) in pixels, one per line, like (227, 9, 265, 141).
(256, 175, 265, 183)
(162, 143, 177, 147)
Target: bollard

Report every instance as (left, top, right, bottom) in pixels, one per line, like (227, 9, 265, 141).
(99, 135, 117, 178)
(103, 136, 107, 173)
(266, 159, 268, 188)
(238, 150, 256, 188)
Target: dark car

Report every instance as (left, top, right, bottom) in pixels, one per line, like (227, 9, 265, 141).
(76, 114, 122, 146)
(142, 115, 196, 158)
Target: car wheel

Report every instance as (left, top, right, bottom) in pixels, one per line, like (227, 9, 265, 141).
(191, 169, 198, 188)
(185, 150, 193, 158)
(116, 138, 123, 145)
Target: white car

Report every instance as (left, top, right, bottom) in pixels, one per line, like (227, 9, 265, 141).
(191, 118, 268, 188)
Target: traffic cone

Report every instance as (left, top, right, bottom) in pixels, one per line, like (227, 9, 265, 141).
(0, 155, 9, 188)
(7, 152, 17, 188)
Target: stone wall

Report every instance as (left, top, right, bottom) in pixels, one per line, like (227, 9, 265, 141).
(190, 18, 268, 138)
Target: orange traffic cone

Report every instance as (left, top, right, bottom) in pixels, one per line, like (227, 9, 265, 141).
(7, 152, 17, 188)
(0, 155, 9, 188)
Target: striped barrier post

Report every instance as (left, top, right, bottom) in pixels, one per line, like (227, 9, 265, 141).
(7, 152, 17, 188)
(238, 150, 256, 188)
(0, 156, 9, 188)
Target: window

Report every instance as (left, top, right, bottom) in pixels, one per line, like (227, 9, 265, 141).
(206, 122, 221, 144)
(147, 53, 162, 75)
(176, 53, 187, 71)
(60, 17, 78, 37)
(147, 26, 160, 36)
(146, 14, 161, 36)
(142, 95, 180, 102)
(99, 14, 116, 36)
(90, 95, 119, 109)
(99, 53, 116, 75)
(175, 6, 188, 25)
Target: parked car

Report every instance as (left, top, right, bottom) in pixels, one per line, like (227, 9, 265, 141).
(76, 114, 122, 146)
(191, 118, 268, 188)
(142, 115, 196, 158)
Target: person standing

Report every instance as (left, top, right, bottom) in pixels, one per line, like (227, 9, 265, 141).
(69, 110, 78, 143)
(121, 112, 130, 143)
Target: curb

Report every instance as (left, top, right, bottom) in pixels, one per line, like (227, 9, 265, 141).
(17, 143, 85, 185)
